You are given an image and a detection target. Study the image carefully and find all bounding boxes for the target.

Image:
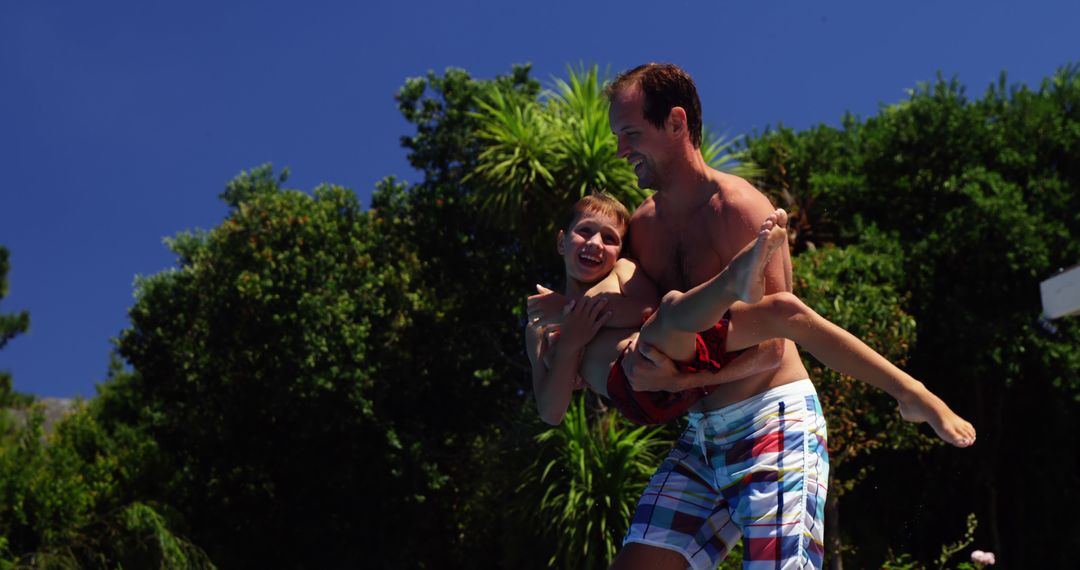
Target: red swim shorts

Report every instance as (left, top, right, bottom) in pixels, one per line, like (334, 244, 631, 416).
(605, 315, 744, 425)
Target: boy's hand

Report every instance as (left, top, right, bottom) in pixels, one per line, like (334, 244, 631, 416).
(527, 285, 570, 327)
(524, 318, 547, 366)
(558, 296, 612, 352)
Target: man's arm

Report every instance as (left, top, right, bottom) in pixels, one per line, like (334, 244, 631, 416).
(622, 336, 783, 392)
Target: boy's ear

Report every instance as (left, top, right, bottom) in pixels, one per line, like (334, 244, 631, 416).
(556, 230, 566, 255)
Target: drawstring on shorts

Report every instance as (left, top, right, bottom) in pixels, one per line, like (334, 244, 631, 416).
(690, 415, 720, 489)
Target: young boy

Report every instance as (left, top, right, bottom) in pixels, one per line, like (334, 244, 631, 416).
(526, 193, 975, 447)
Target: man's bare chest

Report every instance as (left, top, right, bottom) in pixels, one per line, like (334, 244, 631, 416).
(638, 231, 731, 293)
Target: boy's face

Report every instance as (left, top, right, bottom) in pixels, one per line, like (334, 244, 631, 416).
(558, 211, 625, 285)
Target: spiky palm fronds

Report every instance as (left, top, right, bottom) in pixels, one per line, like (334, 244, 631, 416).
(525, 394, 667, 569)
(468, 86, 559, 227)
(548, 65, 648, 208)
(701, 126, 764, 180)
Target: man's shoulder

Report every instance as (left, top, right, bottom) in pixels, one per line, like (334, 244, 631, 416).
(708, 171, 774, 222)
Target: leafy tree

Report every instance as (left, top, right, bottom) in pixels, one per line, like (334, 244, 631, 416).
(791, 230, 931, 566)
(112, 166, 436, 567)
(0, 402, 211, 568)
(0, 246, 31, 413)
(744, 64, 1080, 567)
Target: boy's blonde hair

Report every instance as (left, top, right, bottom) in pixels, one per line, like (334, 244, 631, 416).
(565, 192, 632, 236)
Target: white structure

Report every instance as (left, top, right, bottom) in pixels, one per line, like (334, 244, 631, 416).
(1040, 264, 1080, 319)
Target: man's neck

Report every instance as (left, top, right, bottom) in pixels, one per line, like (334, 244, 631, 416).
(654, 153, 717, 218)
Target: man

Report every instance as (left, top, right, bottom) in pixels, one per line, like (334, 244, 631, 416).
(607, 63, 827, 570)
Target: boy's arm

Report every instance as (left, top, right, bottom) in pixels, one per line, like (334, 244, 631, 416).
(527, 259, 657, 330)
(595, 258, 658, 329)
(530, 297, 612, 425)
(531, 334, 583, 425)
(527, 319, 576, 425)
(527, 286, 569, 328)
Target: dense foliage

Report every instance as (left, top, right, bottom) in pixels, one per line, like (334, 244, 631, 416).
(1, 63, 1076, 568)
(743, 65, 1080, 566)
(0, 246, 31, 413)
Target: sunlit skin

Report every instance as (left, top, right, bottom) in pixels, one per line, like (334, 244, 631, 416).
(607, 82, 809, 411)
(556, 213, 625, 292)
(517, 72, 984, 570)
(605, 83, 974, 448)
(529, 207, 976, 446)
(527, 209, 789, 426)
(610, 85, 681, 192)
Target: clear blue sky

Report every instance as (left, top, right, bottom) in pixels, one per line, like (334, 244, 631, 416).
(2, 0, 1076, 398)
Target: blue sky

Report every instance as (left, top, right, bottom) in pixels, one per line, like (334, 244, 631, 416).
(2, 0, 1076, 398)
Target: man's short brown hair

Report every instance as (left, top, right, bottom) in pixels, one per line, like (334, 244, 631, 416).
(566, 192, 631, 236)
(605, 63, 703, 148)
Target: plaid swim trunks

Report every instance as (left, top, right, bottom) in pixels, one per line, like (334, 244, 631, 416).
(624, 379, 829, 569)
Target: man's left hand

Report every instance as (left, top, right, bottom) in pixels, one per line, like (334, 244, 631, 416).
(621, 340, 683, 392)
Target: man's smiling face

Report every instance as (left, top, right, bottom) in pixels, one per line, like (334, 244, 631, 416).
(609, 84, 670, 191)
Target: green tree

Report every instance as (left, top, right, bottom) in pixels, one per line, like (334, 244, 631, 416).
(791, 230, 931, 567)
(0, 246, 31, 413)
(0, 400, 212, 568)
(743, 64, 1080, 567)
(112, 166, 435, 567)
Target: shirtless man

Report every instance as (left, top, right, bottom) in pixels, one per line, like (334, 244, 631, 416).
(608, 63, 827, 570)
(525, 63, 970, 568)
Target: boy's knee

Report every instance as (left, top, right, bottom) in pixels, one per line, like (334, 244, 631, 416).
(642, 290, 684, 336)
(658, 290, 684, 311)
(764, 292, 809, 322)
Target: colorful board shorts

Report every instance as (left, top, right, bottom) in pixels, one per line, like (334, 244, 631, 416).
(624, 379, 829, 570)
(606, 313, 746, 425)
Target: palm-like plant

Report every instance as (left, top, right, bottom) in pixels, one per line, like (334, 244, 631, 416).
(547, 65, 647, 207)
(523, 394, 667, 569)
(470, 64, 763, 241)
(700, 126, 764, 179)
(468, 86, 558, 228)
(469, 65, 644, 241)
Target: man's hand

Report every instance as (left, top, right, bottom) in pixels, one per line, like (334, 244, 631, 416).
(621, 339, 684, 392)
(527, 284, 570, 327)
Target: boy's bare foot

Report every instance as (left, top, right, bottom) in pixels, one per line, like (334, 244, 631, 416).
(727, 209, 788, 304)
(897, 383, 977, 447)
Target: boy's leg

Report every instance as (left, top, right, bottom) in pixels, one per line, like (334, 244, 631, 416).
(637, 209, 788, 363)
(725, 293, 977, 447)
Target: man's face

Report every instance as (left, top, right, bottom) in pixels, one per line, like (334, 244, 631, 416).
(558, 211, 625, 285)
(609, 85, 669, 190)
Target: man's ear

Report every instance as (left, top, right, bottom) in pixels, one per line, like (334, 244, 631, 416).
(667, 106, 688, 139)
(556, 230, 566, 255)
